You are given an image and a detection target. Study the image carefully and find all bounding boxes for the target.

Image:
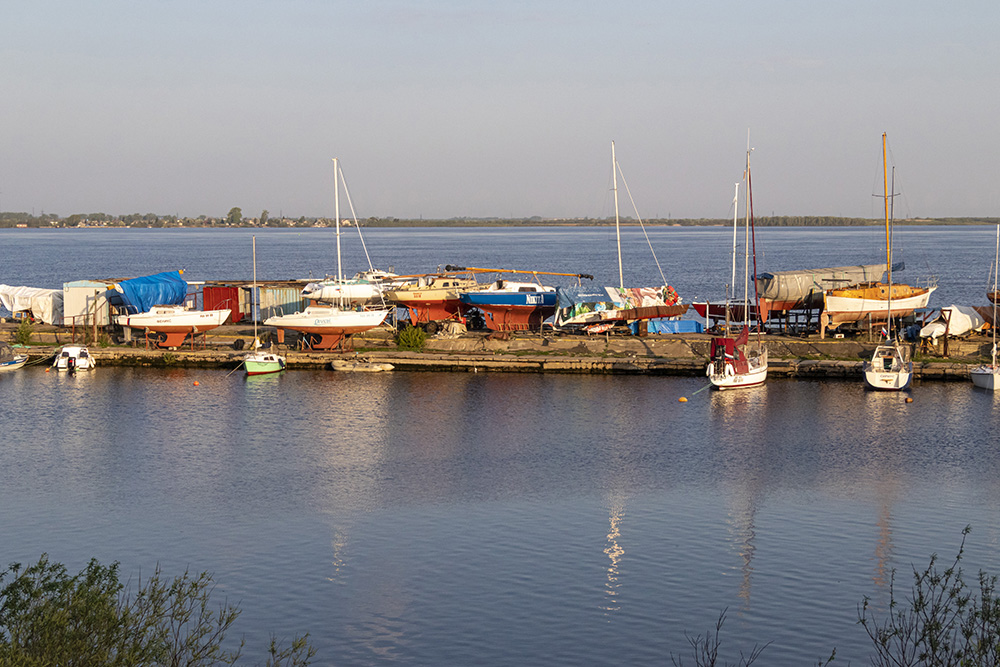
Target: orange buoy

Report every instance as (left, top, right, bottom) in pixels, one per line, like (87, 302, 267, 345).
(678, 396, 688, 403)
(905, 396, 913, 403)
(193, 380, 200, 386)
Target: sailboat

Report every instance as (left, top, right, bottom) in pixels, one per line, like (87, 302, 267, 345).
(862, 133, 913, 390)
(552, 142, 686, 331)
(970, 225, 1000, 390)
(264, 159, 391, 350)
(243, 236, 286, 376)
(706, 138, 768, 390)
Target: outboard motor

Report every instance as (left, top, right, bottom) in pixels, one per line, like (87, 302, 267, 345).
(67, 356, 76, 374)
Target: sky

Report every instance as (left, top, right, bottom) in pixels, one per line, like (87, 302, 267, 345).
(3, 0, 998, 220)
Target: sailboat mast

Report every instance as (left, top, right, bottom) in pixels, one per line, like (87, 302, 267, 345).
(883, 133, 891, 285)
(252, 235, 259, 341)
(743, 140, 751, 327)
(612, 141, 623, 290)
(993, 224, 999, 368)
(727, 182, 738, 332)
(333, 158, 343, 285)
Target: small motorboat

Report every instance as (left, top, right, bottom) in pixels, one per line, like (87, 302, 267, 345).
(52, 345, 96, 372)
(0, 343, 28, 372)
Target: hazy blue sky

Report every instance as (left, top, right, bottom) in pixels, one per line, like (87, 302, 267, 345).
(3, 1, 997, 219)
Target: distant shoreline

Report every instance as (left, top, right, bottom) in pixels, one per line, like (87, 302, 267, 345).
(3, 215, 999, 230)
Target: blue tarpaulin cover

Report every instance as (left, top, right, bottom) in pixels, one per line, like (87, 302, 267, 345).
(111, 271, 187, 314)
(628, 319, 703, 335)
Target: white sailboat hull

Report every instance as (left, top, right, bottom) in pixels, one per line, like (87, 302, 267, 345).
(707, 349, 768, 390)
(863, 344, 912, 390)
(970, 366, 1000, 390)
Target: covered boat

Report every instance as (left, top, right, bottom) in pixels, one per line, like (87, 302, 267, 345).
(756, 264, 888, 319)
(554, 285, 687, 329)
(0, 285, 63, 325)
(0, 343, 28, 372)
(918, 305, 986, 344)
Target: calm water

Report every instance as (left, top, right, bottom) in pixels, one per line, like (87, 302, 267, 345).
(2, 226, 1000, 665)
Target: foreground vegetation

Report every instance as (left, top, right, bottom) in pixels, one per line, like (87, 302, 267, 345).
(0, 556, 314, 666)
(673, 527, 1000, 666)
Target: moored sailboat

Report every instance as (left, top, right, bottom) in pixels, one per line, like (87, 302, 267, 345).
(862, 133, 913, 391)
(707, 138, 767, 390)
(244, 236, 286, 375)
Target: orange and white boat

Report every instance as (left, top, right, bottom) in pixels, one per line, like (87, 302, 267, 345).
(117, 305, 230, 348)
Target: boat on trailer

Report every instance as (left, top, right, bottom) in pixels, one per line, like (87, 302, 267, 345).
(116, 305, 231, 348)
(264, 158, 390, 350)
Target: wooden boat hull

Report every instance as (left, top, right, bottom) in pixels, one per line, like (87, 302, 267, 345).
(824, 283, 935, 326)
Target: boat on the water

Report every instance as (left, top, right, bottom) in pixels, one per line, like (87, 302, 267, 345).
(116, 305, 231, 348)
(244, 236, 286, 375)
(861, 133, 913, 391)
(971, 225, 1000, 390)
(330, 359, 394, 372)
(52, 345, 96, 372)
(264, 158, 390, 350)
(707, 135, 767, 390)
(0, 343, 28, 372)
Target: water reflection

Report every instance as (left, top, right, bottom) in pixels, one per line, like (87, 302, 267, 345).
(602, 493, 627, 615)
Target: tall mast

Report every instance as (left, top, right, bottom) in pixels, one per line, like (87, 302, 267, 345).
(882, 133, 893, 337)
(727, 182, 738, 332)
(612, 141, 623, 290)
(993, 225, 999, 368)
(743, 133, 752, 327)
(883, 133, 891, 284)
(252, 235, 258, 343)
(333, 158, 343, 285)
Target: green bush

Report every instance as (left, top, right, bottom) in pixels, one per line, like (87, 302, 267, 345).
(13, 318, 32, 346)
(0, 555, 315, 666)
(395, 324, 426, 351)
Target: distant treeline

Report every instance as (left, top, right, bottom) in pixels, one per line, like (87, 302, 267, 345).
(3, 211, 1000, 229)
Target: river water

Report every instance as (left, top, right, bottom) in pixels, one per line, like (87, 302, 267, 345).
(1, 226, 999, 665)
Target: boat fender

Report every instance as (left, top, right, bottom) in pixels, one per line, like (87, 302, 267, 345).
(705, 364, 712, 377)
(724, 364, 735, 378)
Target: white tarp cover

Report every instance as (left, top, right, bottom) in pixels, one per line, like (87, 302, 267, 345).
(919, 305, 986, 342)
(0, 285, 64, 325)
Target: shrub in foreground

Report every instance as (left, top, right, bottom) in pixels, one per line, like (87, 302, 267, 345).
(0, 554, 315, 666)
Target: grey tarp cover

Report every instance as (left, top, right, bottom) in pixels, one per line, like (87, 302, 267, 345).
(755, 264, 888, 302)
